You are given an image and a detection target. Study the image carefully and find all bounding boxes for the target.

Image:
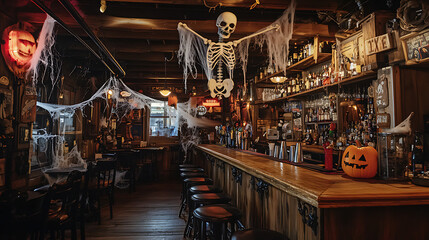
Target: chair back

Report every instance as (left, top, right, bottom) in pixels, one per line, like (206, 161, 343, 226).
(51, 171, 82, 217)
(93, 160, 117, 190)
(0, 190, 51, 238)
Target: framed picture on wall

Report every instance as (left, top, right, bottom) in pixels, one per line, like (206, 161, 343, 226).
(18, 124, 30, 149)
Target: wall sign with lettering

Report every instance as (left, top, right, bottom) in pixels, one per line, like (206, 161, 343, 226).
(376, 113, 391, 128)
(365, 33, 393, 55)
(375, 73, 389, 109)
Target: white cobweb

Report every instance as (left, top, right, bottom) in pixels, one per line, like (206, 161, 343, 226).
(30, 14, 219, 173)
(177, 0, 296, 90)
(27, 15, 58, 86)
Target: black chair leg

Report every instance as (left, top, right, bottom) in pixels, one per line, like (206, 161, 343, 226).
(109, 191, 114, 219)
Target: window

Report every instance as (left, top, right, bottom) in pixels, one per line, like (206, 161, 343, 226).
(149, 102, 178, 137)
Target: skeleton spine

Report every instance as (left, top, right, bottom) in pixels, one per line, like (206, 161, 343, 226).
(217, 36, 223, 83)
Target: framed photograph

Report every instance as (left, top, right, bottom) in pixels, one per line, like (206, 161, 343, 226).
(400, 28, 429, 64)
(18, 124, 30, 149)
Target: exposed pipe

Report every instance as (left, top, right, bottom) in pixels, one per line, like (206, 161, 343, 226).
(30, 0, 118, 77)
(57, 0, 126, 78)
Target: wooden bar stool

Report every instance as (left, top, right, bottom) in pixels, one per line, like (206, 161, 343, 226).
(231, 229, 287, 240)
(179, 177, 213, 217)
(185, 193, 231, 238)
(193, 204, 242, 240)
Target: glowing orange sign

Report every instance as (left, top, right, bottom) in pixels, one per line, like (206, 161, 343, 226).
(202, 98, 220, 107)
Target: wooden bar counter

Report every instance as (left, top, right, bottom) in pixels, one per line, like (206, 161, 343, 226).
(194, 144, 429, 240)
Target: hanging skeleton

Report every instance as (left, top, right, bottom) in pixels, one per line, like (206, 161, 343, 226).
(177, 0, 296, 99)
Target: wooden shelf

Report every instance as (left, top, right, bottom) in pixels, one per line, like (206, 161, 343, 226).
(305, 121, 335, 125)
(337, 71, 377, 86)
(287, 52, 332, 72)
(256, 53, 332, 84)
(255, 71, 378, 105)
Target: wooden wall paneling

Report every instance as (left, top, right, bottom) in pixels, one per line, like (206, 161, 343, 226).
(399, 67, 429, 131)
(323, 205, 429, 240)
(240, 172, 253, 228)
(361, 12, 395, 70)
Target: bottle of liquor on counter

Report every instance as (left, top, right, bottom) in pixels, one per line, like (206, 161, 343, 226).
(411, 132, 425, 175)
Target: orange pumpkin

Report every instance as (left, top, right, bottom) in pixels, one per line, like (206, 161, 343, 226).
(341, 142, 378, 178)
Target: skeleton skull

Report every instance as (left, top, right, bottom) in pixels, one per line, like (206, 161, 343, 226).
(216, 12, 237, 39)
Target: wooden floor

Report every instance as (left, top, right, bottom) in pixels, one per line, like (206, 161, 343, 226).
(85, 178, 186, 240)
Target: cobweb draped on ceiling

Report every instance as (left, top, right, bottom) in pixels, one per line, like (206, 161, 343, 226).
(177, 0, 296, 91)
(30, 14, 219, 173)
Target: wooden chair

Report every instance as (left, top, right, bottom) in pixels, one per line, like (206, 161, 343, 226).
(88, 160, 117, 224)
(45, 170, 83, 240)
(117, 150, 138, 192)
(0, 190, 51, 240)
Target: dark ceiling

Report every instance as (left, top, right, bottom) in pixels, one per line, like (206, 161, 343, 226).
(1, 0, 399, 98)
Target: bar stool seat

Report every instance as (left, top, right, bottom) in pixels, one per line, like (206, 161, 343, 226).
(189, 185, 222, 194)
(179, 177, 213, 217)
(179, 164, 199, 168)
(193, 204, 241, 222)
(180, 168, 204, 173)
(183, 177, 212, 186)
(180, 172, 207, 179)
(191, 193, 231, 204)
(231, 229, 287, 240)
(184, 193, 231, 238)
(193, 204, 242, 239)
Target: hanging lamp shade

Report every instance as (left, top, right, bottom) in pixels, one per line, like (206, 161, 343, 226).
(270, 76, 287, 84)
(159, 89, 171, 96)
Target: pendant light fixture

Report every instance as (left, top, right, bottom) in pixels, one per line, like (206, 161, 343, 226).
(159, 57, 171, 97)
(270, 76, 287, 84)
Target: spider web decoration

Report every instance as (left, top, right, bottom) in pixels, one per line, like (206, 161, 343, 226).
(35, 76, 219, 168)
(27, 15, 59, 86)
(177, 0, 296, 98)
(28, 15, 219, 170)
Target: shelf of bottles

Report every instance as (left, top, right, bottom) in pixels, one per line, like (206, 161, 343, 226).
(299, 81, 377, 151)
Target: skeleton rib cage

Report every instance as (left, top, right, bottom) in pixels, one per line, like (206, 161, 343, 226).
(207, 42, 236, 81)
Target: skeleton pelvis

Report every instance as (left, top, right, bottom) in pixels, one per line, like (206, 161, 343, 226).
(208, 78, 234, 99)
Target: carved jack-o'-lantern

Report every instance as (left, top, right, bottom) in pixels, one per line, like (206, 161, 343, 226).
(1, 23, 37, 78)
(341, 142, 378, 178)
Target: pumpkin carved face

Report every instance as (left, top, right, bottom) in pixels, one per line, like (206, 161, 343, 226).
(1, 23, 36, 78)
(341, 144, 378, 178)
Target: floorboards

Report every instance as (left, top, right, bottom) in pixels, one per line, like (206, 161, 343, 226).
(85, 179, 186, 240)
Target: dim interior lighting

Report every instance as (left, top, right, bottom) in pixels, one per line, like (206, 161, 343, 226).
(100, 0, 107, 13)
(159, 89, 171, 97)
(120, 91, 131, 98)
(270, 76, 287, 84)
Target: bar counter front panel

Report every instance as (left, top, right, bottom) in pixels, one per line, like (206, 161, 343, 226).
(195, 144, 429, 240)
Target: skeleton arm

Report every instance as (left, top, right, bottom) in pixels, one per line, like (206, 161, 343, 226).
(178, 22, 211, 45)
(232, 24, 280, 46)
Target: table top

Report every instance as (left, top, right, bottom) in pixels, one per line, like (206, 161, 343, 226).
(43, 166, 87, 175)
(198, 144, 429, 208)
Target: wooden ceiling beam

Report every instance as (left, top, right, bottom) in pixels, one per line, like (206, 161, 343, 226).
(104, 0, 341, 12)
(19, 12, 335, 38)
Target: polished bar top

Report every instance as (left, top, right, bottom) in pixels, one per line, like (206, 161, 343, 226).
(198, 144, 429, 208)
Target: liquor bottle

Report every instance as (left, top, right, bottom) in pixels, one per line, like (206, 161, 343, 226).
(411, 133, 425, 175)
